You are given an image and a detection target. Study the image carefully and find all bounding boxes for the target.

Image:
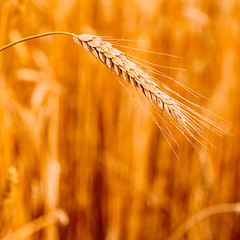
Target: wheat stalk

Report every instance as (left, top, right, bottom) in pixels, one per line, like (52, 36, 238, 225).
(2, 209, 69, 240)
(167, 203, 240, 240)
(0, 32, 225, 149)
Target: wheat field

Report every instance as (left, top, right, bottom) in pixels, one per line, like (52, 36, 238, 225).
(0, 0, 240, 239)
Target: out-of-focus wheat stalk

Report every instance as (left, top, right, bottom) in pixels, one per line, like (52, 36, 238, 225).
(2, 209, 69, 240)
(44, 159, 61, 240)
(167, 203, 240, 240)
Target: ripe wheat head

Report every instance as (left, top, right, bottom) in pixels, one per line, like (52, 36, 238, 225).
(0, 31, 225, 149)
(73, 34, 224, 149)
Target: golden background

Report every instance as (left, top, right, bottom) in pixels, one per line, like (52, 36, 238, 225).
(0, 0, 240, 239)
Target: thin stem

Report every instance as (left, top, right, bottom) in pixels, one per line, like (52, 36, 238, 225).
(166, 203, 240, 240)
(0, 31, 76, 52)
(2, 209, 69, 240)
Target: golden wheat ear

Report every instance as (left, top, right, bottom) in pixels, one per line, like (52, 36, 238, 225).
(0, 31, 226, 150)
(73, 34, 226, 148)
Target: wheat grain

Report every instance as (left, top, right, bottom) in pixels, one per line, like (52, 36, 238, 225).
(73, 34, 224, 148)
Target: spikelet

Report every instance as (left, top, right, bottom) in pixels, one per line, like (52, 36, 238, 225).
(2, 166, 19, 204)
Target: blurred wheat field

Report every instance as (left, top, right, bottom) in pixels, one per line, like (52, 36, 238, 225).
(0, 0, 240, 239)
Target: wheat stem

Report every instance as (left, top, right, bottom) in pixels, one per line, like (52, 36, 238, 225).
(2, 209, 69, 240)
(0, 31, 75, 52)
(167, 203, 240, 240)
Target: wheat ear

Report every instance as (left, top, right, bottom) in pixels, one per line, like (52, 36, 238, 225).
(0, 32, 225, 148)
(73, 34, 224, 147)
